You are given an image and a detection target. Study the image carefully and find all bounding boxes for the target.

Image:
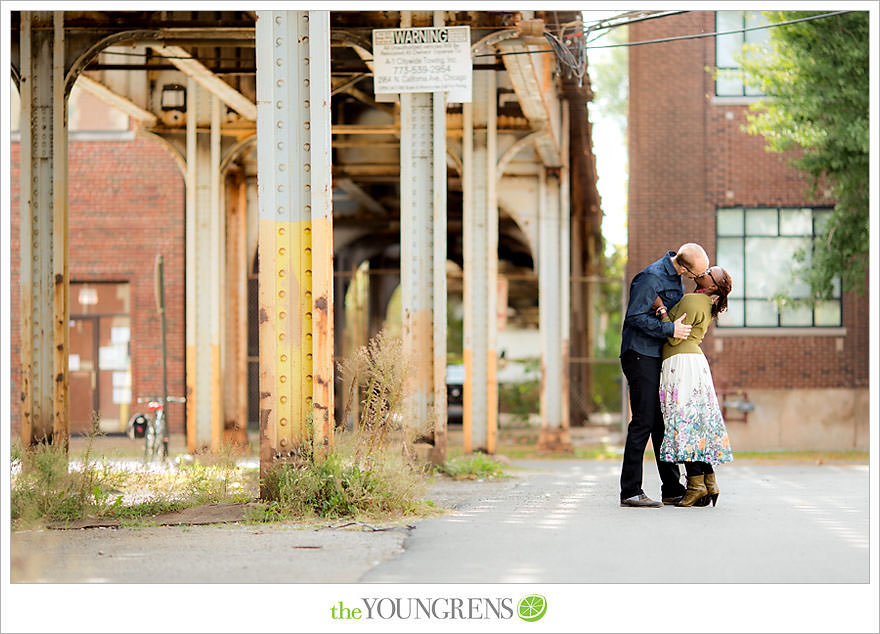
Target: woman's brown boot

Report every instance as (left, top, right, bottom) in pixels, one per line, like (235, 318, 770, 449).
(676, 475, 708, 507)
(703, 473, 719, 506)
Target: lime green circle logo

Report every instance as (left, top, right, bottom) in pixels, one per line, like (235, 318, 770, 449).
(517, 595, 547, 622)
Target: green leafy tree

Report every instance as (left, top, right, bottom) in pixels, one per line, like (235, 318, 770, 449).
(738, 11, 869, 297)
(588, 23, 629, 134)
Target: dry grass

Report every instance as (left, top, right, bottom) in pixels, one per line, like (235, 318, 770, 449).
(258, 330, 438, 520)
(11, 428, 259, 529)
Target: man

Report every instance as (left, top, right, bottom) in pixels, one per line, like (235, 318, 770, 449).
(619, 243, 710, 508)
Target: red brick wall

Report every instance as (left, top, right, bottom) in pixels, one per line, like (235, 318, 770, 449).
(9, 136, 187, 435)
(628, 12, 713, 280)
(628, 11, 869, 390)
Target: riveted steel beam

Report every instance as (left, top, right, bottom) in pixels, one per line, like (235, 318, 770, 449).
(399, 10, 448, 464)
(152, 44, 257, 121)
(256, 11, 334, 485)
(75, 74, 158, 126)
(19, 11, 69, 447)
(462, 69, 498, 454)
(497, 39, 561, 167)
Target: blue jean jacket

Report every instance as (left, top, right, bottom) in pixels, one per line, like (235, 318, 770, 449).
(620, 251, 685, 358)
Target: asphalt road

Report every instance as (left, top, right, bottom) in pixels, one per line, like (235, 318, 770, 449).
(363, 460, 870, 583)
(10, 460, 869, 584)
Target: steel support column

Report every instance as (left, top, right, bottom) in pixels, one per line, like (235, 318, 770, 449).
(184, 83, 224, 452)
(399, 11, 448, 463)
(559, 104, 571, 434)
(19, 12, 69, 446)
(462, 70, 498, 454)
(223, 173, 249, 448)
(256, 11, 334, 483)
(538, 162, 573, 452)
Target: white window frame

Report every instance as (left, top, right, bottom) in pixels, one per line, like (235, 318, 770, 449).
(715, 206, 843, 330)
(714, 10, 770, 98)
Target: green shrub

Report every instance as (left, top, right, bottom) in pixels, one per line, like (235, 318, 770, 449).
(499, 380, 540, 424)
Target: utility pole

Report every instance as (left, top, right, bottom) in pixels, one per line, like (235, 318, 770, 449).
(155, 254, 169, 456)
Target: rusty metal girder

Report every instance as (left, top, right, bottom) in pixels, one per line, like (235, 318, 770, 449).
(18, 11, 69, 447)
(399, 10, 448, 464)
(462, 69, 498, 454)
(256, 11, 334, 484)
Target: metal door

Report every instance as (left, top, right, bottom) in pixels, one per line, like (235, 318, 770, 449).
(69, 317, 98, 433)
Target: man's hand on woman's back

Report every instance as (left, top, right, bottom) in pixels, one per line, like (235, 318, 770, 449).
(673, 313, 692, 339)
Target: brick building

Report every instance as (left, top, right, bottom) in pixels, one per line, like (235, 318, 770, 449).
(9, 86, 187, 436)
(627, 11, 869, 449)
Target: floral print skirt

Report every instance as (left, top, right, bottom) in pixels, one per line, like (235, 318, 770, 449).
(659, 352, 733, 465)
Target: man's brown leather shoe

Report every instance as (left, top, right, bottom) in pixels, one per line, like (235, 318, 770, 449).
(662, 495, 684, 505)
(620, 494, 663, 508)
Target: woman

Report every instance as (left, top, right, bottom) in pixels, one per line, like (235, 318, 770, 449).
(653, 265, 734, 507)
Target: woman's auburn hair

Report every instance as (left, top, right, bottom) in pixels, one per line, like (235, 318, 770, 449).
(711, 269, 732, 318)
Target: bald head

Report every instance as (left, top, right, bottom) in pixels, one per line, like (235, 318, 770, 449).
(673, 243, 710, 278)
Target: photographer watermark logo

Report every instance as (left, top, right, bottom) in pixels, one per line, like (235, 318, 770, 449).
(516, 595, 547, 622)
(329, 594, 547, 621)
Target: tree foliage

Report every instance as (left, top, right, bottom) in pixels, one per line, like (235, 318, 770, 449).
(738, 11, 869, 297)
(588, 23, 629, 135)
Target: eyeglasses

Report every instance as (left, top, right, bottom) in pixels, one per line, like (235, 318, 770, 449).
(706, 268, 720, 288)
(682, 264, 710, 279)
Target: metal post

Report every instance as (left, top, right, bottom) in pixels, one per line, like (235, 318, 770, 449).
(185, 76, 198, 452)
(155, 255, 169, 456)
(398, 11, 448, 462)
(210, 93, 222, 452)
(223, 175, 249, 448)
(257, 10, 334, 486)
(184, 83, 223, 452)
(430, 5, 449, 464)
(19, 11, 69, 447)
(538, 166, 573, 452)
(559, 103, 571, 431)
(462, 69, 498, 454)
(309, 10, 335, 455)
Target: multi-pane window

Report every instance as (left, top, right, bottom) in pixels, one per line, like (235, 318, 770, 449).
(715, 10, 770, 97)
(716, 207, 842, 328)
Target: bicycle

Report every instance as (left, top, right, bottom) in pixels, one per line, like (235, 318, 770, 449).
(128, 396, 186, 459)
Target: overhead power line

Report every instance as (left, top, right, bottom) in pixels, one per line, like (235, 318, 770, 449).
(583, 10, 690, 36)
(586, 10, 851, 50)
(98, 10, 853, 69)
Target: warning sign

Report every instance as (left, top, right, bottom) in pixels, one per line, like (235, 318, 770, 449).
(372, 26, 472, 102)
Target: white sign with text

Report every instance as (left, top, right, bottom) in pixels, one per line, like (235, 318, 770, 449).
(372, 26, 472, 102)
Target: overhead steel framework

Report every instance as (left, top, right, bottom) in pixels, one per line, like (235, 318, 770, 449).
(10, 10, 604, 476)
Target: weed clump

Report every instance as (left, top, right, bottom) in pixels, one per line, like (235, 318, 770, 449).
(10, 423, 259, 528)
(11, 430, 127, 525)
(259, 330, 435, 520)
(261, 450, 429, 520)
(437, 453, 507, 480)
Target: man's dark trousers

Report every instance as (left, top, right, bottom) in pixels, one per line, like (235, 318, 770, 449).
(619, 349, 685, 500)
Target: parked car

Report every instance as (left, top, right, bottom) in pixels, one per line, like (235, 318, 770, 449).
(446, 363, 465, 423)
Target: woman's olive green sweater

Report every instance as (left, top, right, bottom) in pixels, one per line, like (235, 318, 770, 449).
(660, 292, 714, 361)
